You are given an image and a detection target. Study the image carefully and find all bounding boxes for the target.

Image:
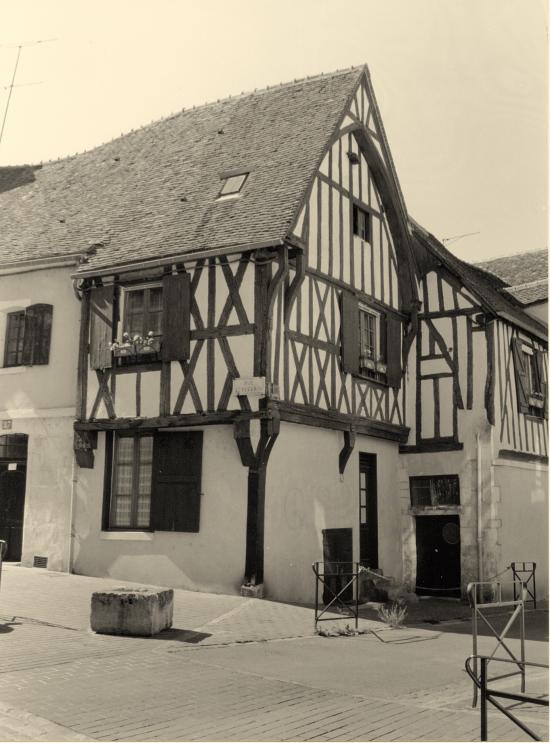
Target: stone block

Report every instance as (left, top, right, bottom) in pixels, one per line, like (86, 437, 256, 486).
(240, 583, 264, 598)
(90, 587, 173, 636)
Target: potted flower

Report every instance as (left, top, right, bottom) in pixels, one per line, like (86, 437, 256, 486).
(375, 354, 387, 374)
(137, 331, 161, 355)
(110, 333, 134, 357)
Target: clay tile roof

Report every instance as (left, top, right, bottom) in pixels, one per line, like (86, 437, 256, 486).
(504, 279, 548, 305)
(475, 249, 548, 288)
(409, 220, 547, 339)
(0, 66, 365, 272)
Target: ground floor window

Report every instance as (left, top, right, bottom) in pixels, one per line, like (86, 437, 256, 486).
(409, 475, 459, 508)
(105, 430, 203, 532)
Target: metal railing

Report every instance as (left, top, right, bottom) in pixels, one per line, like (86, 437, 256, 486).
(465, 655, 548, 741)
(312, 561, 360, 630)
(467, 580, 527, 707)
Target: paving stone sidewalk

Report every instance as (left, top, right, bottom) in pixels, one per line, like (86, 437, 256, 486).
(0, 565, 547, 742)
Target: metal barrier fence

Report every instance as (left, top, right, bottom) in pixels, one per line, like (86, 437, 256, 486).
(465, 655, 548, 741)
(512, 562, 537, 609)
(467, 581, 527, 708)
(312, 561, 360, 630)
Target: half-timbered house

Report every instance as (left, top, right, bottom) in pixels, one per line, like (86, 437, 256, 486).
(1, 65, 547, 603)
(401, 228, 548, 598)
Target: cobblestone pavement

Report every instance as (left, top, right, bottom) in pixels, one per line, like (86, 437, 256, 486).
(0, 565, 547, 742)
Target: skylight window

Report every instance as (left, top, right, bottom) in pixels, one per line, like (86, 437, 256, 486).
(218, 172, 248, 198)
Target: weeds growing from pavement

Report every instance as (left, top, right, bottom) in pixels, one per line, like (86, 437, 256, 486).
(377, 601, 407, 628)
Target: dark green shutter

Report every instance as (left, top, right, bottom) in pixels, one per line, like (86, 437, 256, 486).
(511, 338, 530, 414)
(386, 315, 402, 389)
(89, 286, 114, 370)
(340, 292, 359, 375)
(161, 273, 191, 362)
(151, 431, 203, 532)
(535, 350, 548, 420)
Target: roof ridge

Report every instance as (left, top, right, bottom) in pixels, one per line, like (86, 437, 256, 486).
(475, 247, 548, 265)
(1, 64, 367, 169)
(503, 278, 548, 291)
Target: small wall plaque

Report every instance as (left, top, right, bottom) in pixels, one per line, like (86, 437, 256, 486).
(1, 420, 12, 430)
(233, 377, 266, 398)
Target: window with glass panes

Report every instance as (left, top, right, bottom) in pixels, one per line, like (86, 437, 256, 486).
(4, 311, 26, 367)
(110, 434, 153, 528)
(353, 204, 370, 241)
(124, 286, 163, 339)
(359, 309, 377, 361)
(410, 476, 460, 508)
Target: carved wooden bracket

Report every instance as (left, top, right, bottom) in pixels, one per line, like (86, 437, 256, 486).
(233, 405, 281, 471)
(73, 430, 98, 469)
(338, 428, 356, 475)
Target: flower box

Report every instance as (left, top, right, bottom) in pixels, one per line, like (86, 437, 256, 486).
(113, 345, 133, 358)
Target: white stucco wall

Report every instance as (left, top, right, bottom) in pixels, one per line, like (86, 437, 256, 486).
(264, 421, 402, 605)
(0, 265, 79, 572)
(72, 425, 248, 594)
(493, 458, 548, 600)
(0, 266, 79, 413)
(8, 415, 74, 572)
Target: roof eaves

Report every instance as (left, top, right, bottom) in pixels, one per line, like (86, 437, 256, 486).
(73, 238, 285, 279)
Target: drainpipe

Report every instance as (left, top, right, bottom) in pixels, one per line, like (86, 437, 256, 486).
(476, 432, 483, 581)
(68, 452, 78, 573)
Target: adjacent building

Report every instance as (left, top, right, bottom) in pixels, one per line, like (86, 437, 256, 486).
(0, 66, 547, 603)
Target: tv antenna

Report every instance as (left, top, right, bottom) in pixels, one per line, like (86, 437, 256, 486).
(0, 38, 56, 148)
(442, 231, 480, 246)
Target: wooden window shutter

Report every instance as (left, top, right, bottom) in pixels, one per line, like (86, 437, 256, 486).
(511, 338, 530, 414)
(161, 273, 190, 362)
(151, 431, 203, 532)
(535, 350, 548, 420)
(340, 292, 359, 375)
(89, 285, 114, 370)
(386, 314, 402, 389)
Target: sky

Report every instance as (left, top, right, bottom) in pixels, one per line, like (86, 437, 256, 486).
(0, 0, 547, 263)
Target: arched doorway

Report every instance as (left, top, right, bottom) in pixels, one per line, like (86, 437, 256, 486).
(0, 434, 28, 561)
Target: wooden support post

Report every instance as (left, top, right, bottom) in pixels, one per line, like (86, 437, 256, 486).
(234, 403, 280, 591)
(244, 464, 267, 586)
(75, 285, 91, 421)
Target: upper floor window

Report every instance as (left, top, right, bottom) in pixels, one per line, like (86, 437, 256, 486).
(511, 338, 546, 420)
(353, 204, 370, 242)
(124, 286, 163, 338)
(218, 172, 248, 198)
(340, 291, 402, 388)
(358, 306, 385, 380)
(89, 274, 190, 371)
(3, 304, 53, 368)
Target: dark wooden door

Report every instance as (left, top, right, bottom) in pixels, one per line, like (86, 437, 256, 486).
(322, 527, 353, 604)
(0, 464, 27, 561)
(415, 515, 461, 597)
(359, 453, 378, 568)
